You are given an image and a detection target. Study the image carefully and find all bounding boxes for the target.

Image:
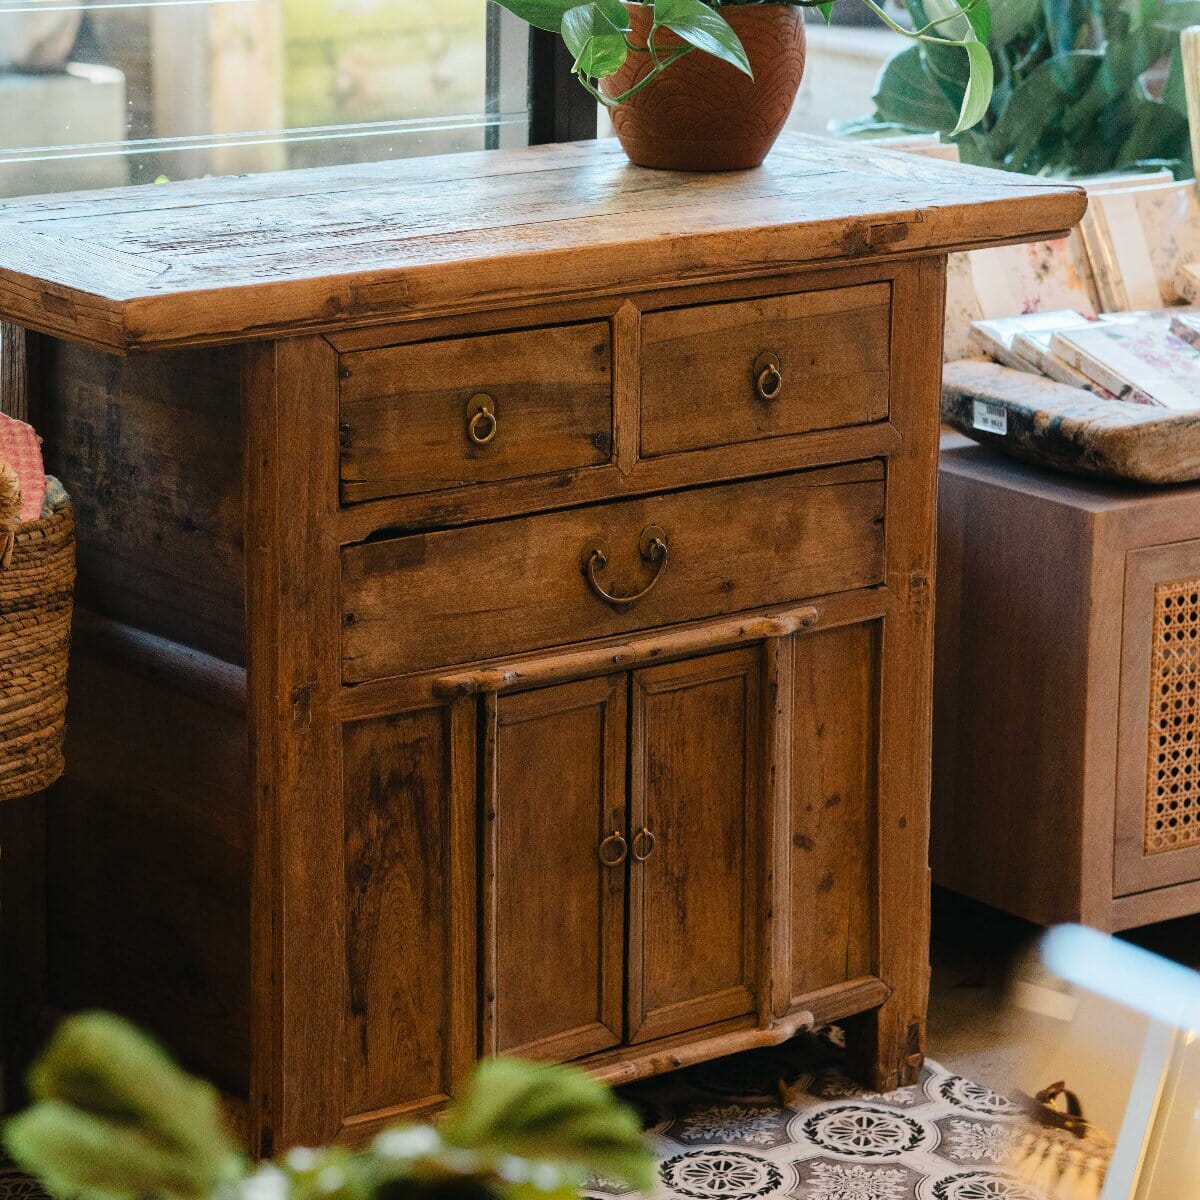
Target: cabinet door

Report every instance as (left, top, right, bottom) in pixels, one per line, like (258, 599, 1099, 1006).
(628, 648, 761, 1043)
(486, 675, 627, 1061)
(1115, 541, 1200, 895)
(343, 702, 476, 1121)
(788, 621, 878, 1005)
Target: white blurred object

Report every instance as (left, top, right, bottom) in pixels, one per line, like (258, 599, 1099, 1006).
(1033, 926, 1200, 1199)
(786, 25, 906, 136)
(0, 0, 82, 72)
(0, 64, 129, 197)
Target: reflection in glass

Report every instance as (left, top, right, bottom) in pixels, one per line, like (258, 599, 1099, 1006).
(0, 0, 529, 197)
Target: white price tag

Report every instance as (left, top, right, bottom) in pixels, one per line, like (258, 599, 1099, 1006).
(972, 399, 1008, 435)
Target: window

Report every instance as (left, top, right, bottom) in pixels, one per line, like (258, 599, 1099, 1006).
(0, 0, 536, 197)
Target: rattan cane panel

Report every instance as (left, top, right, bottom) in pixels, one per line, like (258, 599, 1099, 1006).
(1146, 576, 1200, 853)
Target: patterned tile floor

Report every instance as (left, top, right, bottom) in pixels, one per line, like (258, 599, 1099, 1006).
(592, 1031, 1043, 1200)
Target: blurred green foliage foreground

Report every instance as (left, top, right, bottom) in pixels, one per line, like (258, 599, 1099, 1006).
(3, 1013, 656, 1200)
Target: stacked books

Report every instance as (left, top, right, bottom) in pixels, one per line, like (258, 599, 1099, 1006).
(968, 308, 1200, 410)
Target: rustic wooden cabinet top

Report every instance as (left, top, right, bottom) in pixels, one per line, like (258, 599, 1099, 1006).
(0, 134, 1084, 354)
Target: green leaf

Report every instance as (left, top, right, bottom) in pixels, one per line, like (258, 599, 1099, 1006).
(4, 1014, 241, 1200)
(872, 44, 963, 132)
(562, 3, 629, 76)
(952, 38, 995, 133)
(652, 0, 753, 77)
(443, 1058, 657, 1195)
(490, 0, 577, 33)
(818, 1, 834, 23)
(987, 0, 1040, 43)
(964, 0, 991, 43)
(589, 0, 631, 31)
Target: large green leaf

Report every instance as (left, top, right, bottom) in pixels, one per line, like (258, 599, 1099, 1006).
(561, 2, 629, 77)
(490, 0, 577, 33)
(872, 43, 964, 131)
(652, 0, 753, 76)
(952, 39, 995, 132)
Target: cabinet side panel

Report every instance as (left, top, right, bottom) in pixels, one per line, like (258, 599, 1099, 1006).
(344, 708, 461, 1117)
(42, 340, 244, 663)
(789, 621, 878, 1000)
(45, 647, 250, 1096)
(931, 462, 1091, 925)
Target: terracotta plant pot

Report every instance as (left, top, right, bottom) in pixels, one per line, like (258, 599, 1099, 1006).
(601, 2, 806, 171)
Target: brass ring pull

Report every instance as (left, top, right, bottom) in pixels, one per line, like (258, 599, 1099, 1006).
(584, 525, 668, 610)
(598, 830, 628, 867)
(632, 827, 656, 861)
(754, 350, 783, 402)
(467, 394, 498, 445)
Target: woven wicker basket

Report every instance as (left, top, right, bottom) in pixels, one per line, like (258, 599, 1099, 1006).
(0, 463, 74, 801)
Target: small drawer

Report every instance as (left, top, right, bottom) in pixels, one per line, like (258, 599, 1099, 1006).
(341, 462, 885, 683)
(640, 283, 891, 457)
(339, 321, 613, 502)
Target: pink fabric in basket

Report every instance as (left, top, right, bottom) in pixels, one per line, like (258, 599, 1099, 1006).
(0, 414, 46, 523)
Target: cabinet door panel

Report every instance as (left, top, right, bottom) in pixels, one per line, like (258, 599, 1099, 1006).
(489, 675, 627, 1060)
(1116, 542, 1200, 895)
(629, 649, 760, 1043)
(789, 622, 879, 1003)
(343, 704, 476, 1119)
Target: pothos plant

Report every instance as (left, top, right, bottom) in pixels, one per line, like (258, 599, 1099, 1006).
(3, 1013, 656, 1200)
(493, 0, 995, 133)
(862, 0, 1198, 176)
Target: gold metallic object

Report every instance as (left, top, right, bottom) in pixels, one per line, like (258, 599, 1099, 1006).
(754, 350, 783, 401)
(584, 525, 669, 609)
(466, 394, 498, 445)
(598, 830, 628, 866)
(632, 827, 656, 861)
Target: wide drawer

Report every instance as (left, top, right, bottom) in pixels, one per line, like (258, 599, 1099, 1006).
(341, 462, 885, 682)
(640, 284, 891, 457)
(339, 321, 613, 502)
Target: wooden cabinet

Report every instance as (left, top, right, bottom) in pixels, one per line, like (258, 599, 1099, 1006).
(934, 438, 1200, 931)
(0, 136, 1084, 1151)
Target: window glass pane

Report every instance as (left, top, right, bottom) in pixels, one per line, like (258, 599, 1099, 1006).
(0, 0, 530, 197)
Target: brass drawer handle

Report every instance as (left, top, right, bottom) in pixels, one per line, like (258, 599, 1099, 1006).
(584, 525, 668, 610)
(467, 394, 498, 445)
(598, 830, 628, 867)
(632, 827, 656, 861)
(754, 350, 782, 401)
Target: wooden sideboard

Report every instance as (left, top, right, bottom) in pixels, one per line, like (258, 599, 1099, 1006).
(0, 136, 1084, 1152)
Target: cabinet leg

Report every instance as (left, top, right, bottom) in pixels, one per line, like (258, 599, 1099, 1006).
(843, 1006, 925, 1093)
